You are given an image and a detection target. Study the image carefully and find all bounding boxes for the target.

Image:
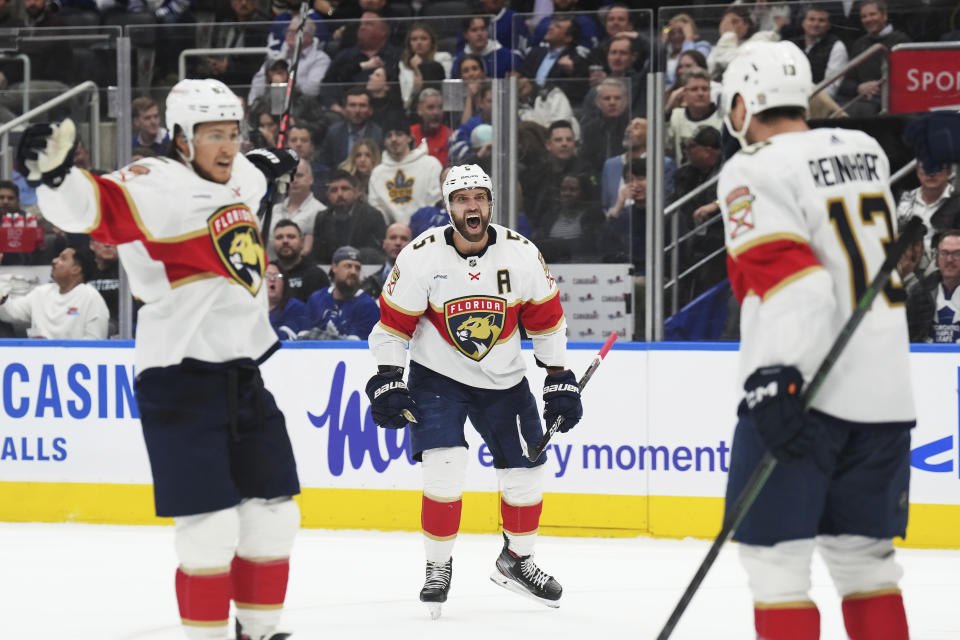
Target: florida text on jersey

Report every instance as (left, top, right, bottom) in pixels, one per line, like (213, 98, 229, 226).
(368, 224, 567, 390)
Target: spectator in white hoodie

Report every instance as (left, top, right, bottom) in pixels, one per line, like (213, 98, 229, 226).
(367, 112, 442, 226)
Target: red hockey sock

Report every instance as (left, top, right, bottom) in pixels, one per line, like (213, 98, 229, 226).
(500, 498, 542, 536)
(421, 494, 462, 539)
(231, 556, 289, 610)
(842, 590, 909, 640)
(754, 602, 820, 640)
(175, 567, 231, 627)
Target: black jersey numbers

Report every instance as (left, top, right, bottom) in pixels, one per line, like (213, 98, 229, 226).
(827, 192, 905, 310)
(497, 269, 511, 294)
(505, 229, 528, 244)
(413, 234, 436, 250)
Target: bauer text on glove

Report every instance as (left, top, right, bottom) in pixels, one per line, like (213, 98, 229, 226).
(365, 369, 420, 429)
(542, 370, 582, 432)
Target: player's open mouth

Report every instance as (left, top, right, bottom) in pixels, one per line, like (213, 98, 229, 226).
(466, 215, 481, 231)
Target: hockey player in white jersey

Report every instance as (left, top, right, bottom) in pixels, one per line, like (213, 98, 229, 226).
(365, 164, 583, 618)
(718, 41, 914, 640)
(17, 79, 301, 640)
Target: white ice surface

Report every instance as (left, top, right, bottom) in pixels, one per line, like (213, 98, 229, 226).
(1, 524, 957, 639)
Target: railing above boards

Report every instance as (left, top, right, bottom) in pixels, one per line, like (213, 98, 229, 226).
(0, 80, 100, 180)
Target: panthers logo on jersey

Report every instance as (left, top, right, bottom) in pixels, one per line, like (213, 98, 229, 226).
(208, 204, 265, 295)
(444, 295, 506, 361)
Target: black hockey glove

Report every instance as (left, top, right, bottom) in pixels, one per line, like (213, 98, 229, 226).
(743, 365, 819, 463)
(16, 119, 77, 188)
(365, 369, 420, 429)
(542, 370, 582, 433)
(245, 147, 299, 194)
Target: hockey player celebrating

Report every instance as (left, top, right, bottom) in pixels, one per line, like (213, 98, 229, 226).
(17, 79, 301, 640)
(365, 164, 583, 618)
(718, 42, 914, 640)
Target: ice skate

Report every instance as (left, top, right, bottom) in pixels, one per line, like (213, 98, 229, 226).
(419, 558, 452, 620)
(490, 534, 562, 608)
(235, 620, 291, 640)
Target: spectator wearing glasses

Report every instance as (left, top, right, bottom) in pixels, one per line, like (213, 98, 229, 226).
(905, 230, 960, 343)
(266, 262, 308, 340)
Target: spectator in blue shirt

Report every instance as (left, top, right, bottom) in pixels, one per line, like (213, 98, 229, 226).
(451, 16, 521, 79)
(266, 262, 307, 340)
(302, 245, 380, 340)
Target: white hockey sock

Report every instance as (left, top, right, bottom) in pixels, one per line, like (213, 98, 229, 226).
(236, 609, 282, 640)
(505, 530, 537, 557)
(424, 535, 457, 563)
(182, 625, 229, 640)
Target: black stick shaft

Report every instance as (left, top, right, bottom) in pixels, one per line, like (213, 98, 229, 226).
(527, 332, 618, 461)
(276, 0, 310, 150)
(656, 215, 924, 640)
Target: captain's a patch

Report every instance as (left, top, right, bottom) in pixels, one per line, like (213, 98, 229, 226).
(725, 186, 755, 239)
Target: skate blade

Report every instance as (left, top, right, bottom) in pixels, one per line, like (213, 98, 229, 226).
(425, 602, 442, 620)
(489, 571, 561, 609)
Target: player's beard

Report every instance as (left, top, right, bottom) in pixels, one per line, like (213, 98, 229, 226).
(453, 207, 491, 244)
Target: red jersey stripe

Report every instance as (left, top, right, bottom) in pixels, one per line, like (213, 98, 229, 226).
(83, 172, 244, 287)
(424, 305, 454, 346)
(727, 238, 823, 304)
(379, 297, 422, 338)
(519, 290, 564, 334)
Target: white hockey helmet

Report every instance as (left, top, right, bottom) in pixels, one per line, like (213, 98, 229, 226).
(441, 163, 493, 207)
(721, 40, 812, 148)
(165, 78, 244, 160)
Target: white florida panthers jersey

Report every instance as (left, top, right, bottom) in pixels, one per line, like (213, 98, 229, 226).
(719, 127, 915, 425)
(36, 156, 277, 373)
(368, 224, 567, 390)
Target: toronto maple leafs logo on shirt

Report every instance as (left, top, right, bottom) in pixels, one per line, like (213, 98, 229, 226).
(208, 204, 265, 295)
(387, 170, 415, 204)
(444, 295, 506, 361)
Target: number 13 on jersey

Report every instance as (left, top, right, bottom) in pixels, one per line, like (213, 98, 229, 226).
(826, 192, 906, 309)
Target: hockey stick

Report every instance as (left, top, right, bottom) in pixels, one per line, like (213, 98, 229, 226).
(655, 215, 924, 640)
(258, 0, 310, 232)
(519, 331, 618, 462)
(276, 0, 310, 151)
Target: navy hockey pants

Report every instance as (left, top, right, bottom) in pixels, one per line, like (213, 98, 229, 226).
(136, 361, 300, 517)
(406, 360, 546, 469)
(726, 407, 911, 546)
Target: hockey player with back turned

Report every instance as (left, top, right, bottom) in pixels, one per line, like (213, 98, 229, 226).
(16, 79, 302, 640)
(365, 164, 583, 619)
(718, 41, 915, 640)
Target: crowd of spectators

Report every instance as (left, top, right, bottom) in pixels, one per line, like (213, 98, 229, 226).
(2, 0, 960, 341)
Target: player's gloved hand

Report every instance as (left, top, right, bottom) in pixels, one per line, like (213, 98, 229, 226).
(743, 365, 818, 463)
(904, 112, 960, 175)
(542, 370, 582, 432)
(365, 368, 420, 429)
(245, 147, 299, 194)
(16, 118, 77, 188)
